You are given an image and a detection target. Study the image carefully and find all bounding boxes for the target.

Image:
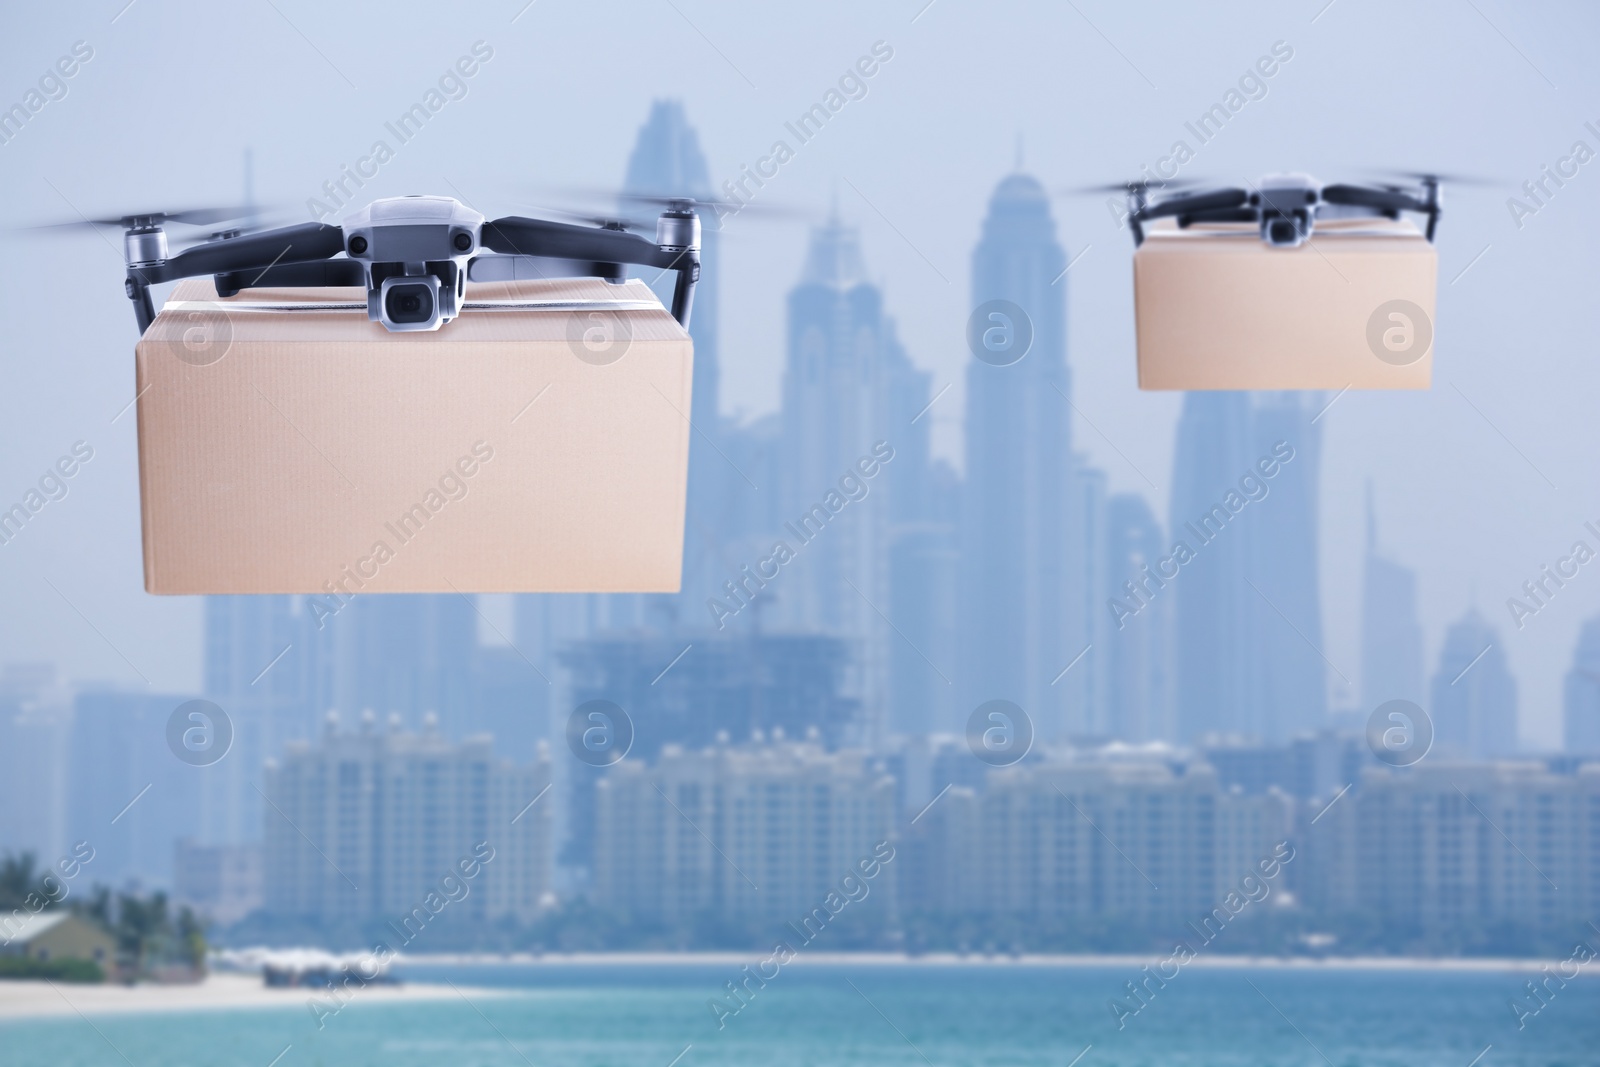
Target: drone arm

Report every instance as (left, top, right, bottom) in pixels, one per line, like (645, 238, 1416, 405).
(135, 222, 347, 286)
(126, 222, 348, 334)
(1321, 184, 1441, 242)
(1136, 188, 1250, 222)
(480, 216, 680, 269)
(1320, 184, 1427, 214)
(481, 216, 700, 327)
(1177, 207, 1258, 228)
(213, 258, 366, 297)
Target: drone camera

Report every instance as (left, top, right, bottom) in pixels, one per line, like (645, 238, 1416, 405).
(1266, 217, 1304, 247)
(343, 196, 485, 332)
(1251, 175, 1320, 248)
(379, 275, 442, 330)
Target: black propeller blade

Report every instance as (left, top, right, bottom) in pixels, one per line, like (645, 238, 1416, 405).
(1061, 178, 1207, 196)
(1365, 169, 1503, 189)
(527, 184, 808, 224)
(24, 203, 267, 233)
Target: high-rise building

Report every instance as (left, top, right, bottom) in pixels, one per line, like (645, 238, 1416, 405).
(1563, 616, 1600, 754)
(1304, 761, 1590, 930)
(1430, 609, 1518, 758)
(261, 713, 550, 926)
(202, 596, 309, 846)
(593, 737, 895, 926)
(1169, 392, 1324, 742)
(887, 522, 959, 737)
(1104, 494, 1172, 742)
(620, 99, 751, 626)
(961, 173, 1076, 740)
(469, 643, 549, 762)
(557, 629, 858, 874)
(1361, 490, 1425, 710)
(325, 594, 477, 736)
(0, 664, 72, 866)
(907, 754, 1292, 924)
(1249, 392, 1326, 736)
(1170, 391, 1258, 740)
(776, 216, 926, 743)
(173, 840, 263, 926)
(68, 687, 203, 888)
(563, 630, 858, 758)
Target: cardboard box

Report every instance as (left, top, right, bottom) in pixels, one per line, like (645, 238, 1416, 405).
(136, 277, 692, 595)
(1134, 217, 1437, 390)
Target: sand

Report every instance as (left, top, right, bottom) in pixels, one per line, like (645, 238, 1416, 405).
(0, 952, 1562, 1023)
(0, 972, 502, 1022)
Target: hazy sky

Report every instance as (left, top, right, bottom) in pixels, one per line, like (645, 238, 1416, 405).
(1, 0, 1596, 747)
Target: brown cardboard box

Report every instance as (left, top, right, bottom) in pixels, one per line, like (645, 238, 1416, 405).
(1133, 217, 1437, 390)
(136, 277, 692, 595)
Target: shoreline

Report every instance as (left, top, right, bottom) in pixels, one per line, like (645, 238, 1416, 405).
(0, 972, 506, 1023)
(389, 949, 1570, 973)
(1, 951, 1578, 1022)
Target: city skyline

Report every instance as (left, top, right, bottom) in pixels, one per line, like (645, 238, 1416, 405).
(4, 99, 1600, 927)
(4, 6, 1600, 1063)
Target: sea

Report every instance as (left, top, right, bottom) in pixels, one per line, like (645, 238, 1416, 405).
(3, 961, 1597, 1067)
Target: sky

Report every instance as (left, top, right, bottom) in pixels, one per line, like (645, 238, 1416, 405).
(0, 0, 1597, 747)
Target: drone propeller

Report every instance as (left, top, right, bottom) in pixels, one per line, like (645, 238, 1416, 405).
(22, 203, 266, 233)
(1364, 169, 1503, 189)
(1060, 177, 1207, 196)
(528, 184, 808, 226)
(620, 190, 810, 221)
(509, 202, 639, 231)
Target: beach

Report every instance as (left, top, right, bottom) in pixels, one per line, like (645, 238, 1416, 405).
(0, 972, 493, 1021)
(0, 952, 1568, 1025)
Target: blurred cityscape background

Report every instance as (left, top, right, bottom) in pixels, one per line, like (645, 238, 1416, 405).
(4, 101, 1599, 961)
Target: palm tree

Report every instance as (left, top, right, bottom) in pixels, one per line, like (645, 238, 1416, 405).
(0, 852, 40, 909)
(176, 906, 208, 972)
(114, 890, 173, 977)
(74, 885, 113, 928)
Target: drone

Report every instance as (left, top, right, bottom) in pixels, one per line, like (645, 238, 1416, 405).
(74, 194, 707, 334)
(1113, 172, 1446, 248)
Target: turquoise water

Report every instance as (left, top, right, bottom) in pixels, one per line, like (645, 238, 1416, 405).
(3, 963, 1596, 1067)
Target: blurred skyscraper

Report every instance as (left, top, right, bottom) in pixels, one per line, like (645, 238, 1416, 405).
(593, 737, 895, 927)
(1249, 392, 1326, 736)
(1104, 494, 1172, 742)
(202, 596, 307, 846)
(1170, 391, 1257, 740)
(0, 664, 72, 865)
(1170, 392, 1324, 742)
(68, 687, 202, 887)
(563, 630, 858, 759)
(621, 99, 747, 626)
(1361, 492, 1424, 710)
(555, 628, 857, 878)
(960, 173, 1079, 739)
(1562, 614, 1600, 753)
(262, 714, 550, 925)
(1430, 609, 1518, 758)
(777, 216, 927, 741)
(326, 594, 476, 734)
